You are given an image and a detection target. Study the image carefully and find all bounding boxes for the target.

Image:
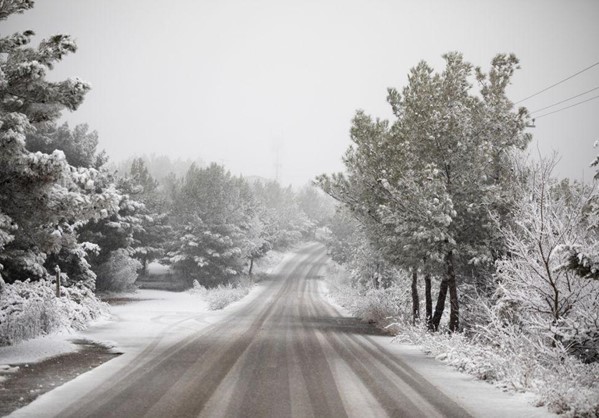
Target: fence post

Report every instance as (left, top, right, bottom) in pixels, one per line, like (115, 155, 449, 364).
(55, 265, 61, 297)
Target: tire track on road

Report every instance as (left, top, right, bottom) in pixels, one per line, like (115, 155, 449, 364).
(302, 258, 472, 418)
(49, 244, 476, 418)
(60, 245, 322, 418)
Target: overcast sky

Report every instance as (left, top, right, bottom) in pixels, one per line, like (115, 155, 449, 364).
(3, 0, 599, 185)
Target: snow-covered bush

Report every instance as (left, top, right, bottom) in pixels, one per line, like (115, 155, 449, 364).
(325, 262, 412, 326)
(188, 250, 287, 310)
(190, 275, 253, 310)
(493, 159, 599, 363)
(394, 318, 599, 416)
(0, 279, 108, 346)
(326, 258, 599, 416)
(95, 249, 142, 292)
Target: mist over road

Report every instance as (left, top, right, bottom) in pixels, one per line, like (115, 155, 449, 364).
(47, 243, 471, 418)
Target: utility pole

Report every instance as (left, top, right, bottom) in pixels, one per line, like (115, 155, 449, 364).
(272, 139, 283, 182)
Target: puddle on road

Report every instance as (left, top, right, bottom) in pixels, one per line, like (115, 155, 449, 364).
(0, 340, 120, 416)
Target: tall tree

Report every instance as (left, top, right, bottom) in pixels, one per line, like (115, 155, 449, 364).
(252, 180, 311, 249)
(319, 53, 531, 331)
(126, 158, 170, 274)
(168, 164, 256, 286)
(0, 2, 117, 288)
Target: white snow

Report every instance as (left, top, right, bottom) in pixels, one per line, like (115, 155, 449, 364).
(0, 333, 78, 365)
(1, 249, 292, 369)
(6, 278, 276, 418)
(320, 275, 555, 417)
(4, 249, 555, 417)
(371, 338, 556, 418)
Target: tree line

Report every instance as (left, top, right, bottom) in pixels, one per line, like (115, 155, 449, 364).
(0, 1, 332, 294)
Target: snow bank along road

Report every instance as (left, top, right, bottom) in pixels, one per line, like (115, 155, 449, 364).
(15, 243, 478, 417)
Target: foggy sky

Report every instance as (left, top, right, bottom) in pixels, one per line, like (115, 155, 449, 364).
(3, 0, 599, 185)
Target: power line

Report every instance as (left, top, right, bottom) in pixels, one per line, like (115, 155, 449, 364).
(530, 85, 599, 114)
(515, 60, 599, 104)
(534, 94, 599, 119)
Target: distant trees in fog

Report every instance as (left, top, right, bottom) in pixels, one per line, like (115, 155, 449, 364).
(0, 1, 333, 293)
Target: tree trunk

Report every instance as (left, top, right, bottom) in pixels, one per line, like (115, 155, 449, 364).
(248, 257, 254, 275)
(373, 263, 380, 289)
(446, 251, 459, 332)
(411, 269, 419, 325)
(431, 278, 448, 331)
(424, 273, 433, 330)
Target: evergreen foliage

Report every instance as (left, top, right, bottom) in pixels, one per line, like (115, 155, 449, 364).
(0, 2, 116, 288)
(318, 53, 531, 331)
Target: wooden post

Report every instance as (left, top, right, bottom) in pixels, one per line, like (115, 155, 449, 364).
(55, 265, 61, 297)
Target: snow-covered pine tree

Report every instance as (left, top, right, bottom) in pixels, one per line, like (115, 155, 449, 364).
(168, 164, 258, 286)
(318, 53, 531, 331)
(0, 1, 118, 288)
(560, 149, 599, 281)
(26, 122, 107, 169)
(77, 175, 145, 291)
(128, 158, 170, 274)
(295, 185, 335, 230)
(251, 180, 310, 249)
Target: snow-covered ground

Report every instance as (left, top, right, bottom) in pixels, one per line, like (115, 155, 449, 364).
(319, 280, 555, 418)
(2, 250, 297, 417)
(3, 249, 554, 418)
(1, 249, 294, 367)
(0, 284, 266, 367)
(3, 284, 275, 418)
(0, 334, 80, 366)
(0, 289, 212, 368)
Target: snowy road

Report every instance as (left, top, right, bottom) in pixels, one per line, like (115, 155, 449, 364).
(9, 243, 547, 418)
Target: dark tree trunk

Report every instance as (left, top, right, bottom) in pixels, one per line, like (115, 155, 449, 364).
(248, 257, 254, 275)
(424, 273, 433, 330)
(431, 278, 448, 331)
(55, 266, 61, 297)
(373, 263, 380, 289)
(411, 269, 420, 325)
(447, 251, 459, 332)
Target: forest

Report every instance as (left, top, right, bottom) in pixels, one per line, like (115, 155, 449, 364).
(1, 1, 598, 416)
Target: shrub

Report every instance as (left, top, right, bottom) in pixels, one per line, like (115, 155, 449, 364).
(325, 262, 412, 326)
(190, 275, 253, 310)
(95, 249, 142, 292)
(0, 279, 108, 346)
(326, 260, 599, 416)
(394, 319, 599, 416)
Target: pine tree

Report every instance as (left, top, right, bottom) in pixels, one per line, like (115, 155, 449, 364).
(0, 2, 118, 287)
(168, 164, 256, 286)
(128, 158, 170, 274)
(26, 122, 107, 169)
(319, 53, 531, 331)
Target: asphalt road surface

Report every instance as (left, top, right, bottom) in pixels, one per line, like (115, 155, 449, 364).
(56, 243, 472, 418)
